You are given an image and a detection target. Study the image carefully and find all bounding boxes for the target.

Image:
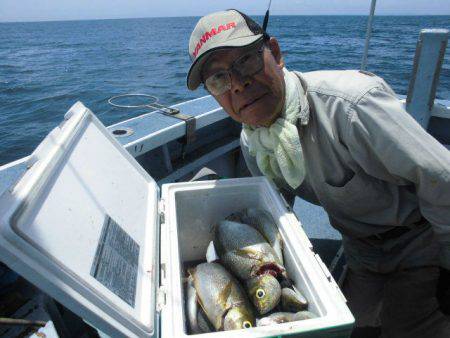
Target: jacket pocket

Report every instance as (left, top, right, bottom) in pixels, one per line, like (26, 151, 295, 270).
(325, 170, 355, 188)
(320, 169, 392, 221)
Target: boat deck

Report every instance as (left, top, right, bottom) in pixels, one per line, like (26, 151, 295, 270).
(0, 94, 449, 338)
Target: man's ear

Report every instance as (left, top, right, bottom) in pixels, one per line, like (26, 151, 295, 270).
(267, 37, 284, 68)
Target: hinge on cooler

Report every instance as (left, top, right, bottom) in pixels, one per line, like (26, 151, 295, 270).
(156, 286, 167, 312)
(159, 199, 165, 224)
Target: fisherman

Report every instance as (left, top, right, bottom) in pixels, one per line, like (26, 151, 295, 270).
(186, 9, 450, 338)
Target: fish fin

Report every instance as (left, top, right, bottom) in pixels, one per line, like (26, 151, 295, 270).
(206, 241, 220, 263)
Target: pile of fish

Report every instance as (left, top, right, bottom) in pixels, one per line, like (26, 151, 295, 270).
(185, 208, 316, 333)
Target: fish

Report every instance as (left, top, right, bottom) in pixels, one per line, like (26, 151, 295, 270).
(186, 275, 200, 333)
(246, 274, 281, 315)
(196, 306, 214, 333)
(256, 311, 317, 326)
(214, 220, 286, 314)
(280, 287, 308, 312)
(224, 210, 311, 313)
(188, 262, 255, 331)
(228, 208, 284, 265)
(214, 220, 286, 280)
(186, 276, 213, 333)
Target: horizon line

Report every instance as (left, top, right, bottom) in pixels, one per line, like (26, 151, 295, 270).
(1, 13, 450, 24)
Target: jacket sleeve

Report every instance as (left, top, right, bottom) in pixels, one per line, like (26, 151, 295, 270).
(344, 81, 450, 269)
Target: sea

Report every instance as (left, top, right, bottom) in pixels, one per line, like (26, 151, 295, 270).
(0, 15, 449, 166)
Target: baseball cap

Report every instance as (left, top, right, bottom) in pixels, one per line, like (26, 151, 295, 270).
(186, 9, 267, 90)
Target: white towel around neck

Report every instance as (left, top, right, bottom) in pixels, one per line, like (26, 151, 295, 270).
(242, 68, 306, 189)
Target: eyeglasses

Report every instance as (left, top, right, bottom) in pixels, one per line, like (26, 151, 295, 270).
(203, 44, 265, 96)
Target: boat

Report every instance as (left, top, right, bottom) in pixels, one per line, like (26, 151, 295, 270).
(0, 3, 449, 337)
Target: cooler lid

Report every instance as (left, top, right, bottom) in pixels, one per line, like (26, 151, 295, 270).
(0, 102, 160, 338)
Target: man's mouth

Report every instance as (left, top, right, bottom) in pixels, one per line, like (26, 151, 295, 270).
(239, 93, 267, 113)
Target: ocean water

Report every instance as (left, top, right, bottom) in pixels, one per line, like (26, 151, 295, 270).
(0, 15, 449, 165)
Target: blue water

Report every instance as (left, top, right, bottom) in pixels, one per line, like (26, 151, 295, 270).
(0, 16, 449, 165)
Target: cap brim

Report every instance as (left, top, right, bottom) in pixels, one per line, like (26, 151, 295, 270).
(186, 34, 264, 91)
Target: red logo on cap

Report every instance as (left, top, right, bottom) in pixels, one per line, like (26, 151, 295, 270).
(193, 22, 236, 58)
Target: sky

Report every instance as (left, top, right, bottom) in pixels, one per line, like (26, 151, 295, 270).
(1, 0, 450, 22)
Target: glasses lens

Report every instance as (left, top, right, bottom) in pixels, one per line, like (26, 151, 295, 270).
(203, 45, 263, 95)
(234, 48, 264, 77)
(205, 70, 231, 96)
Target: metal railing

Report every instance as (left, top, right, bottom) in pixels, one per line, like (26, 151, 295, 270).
(361, 0, 377, 71)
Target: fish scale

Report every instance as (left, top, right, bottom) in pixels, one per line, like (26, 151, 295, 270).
(237, 208, 284, 265)
(214, 220, 282, 280)
(190, 262, 254, 331)
(214, 220, 286, 315)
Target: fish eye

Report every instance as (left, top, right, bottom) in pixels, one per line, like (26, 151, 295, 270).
(256, 289, 265, 299)
(243, 321, 252, 329)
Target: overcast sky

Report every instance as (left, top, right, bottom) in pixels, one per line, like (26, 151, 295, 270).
(1, 0, 450, 22)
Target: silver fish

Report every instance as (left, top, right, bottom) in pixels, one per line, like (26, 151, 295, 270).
(186, 276, 213, 333)
(214, 220, 285, 280)
(188, 262, 255, 331)
(281, 287, 308, 312)
(214, 220, 286, 314)
(196, 306, 214, 333)
(256, 311, 317, 326)
(186, 276, 201, 333)
(229, 208, 284, 265)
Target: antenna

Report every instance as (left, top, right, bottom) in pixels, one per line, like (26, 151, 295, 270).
(262, 0, 272, 32)
(361, 0, 377, 70)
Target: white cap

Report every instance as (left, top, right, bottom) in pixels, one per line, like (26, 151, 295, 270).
(187, 9, 265, 90)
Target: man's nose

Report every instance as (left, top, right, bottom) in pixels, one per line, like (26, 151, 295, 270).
(230, 70, 251, 94)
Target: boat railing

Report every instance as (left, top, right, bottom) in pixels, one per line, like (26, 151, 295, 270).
(361, 0, 377, 71)
(0, 19, 449, 195)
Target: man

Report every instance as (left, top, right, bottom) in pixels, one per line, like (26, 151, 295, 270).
(186, 9, 450, 337)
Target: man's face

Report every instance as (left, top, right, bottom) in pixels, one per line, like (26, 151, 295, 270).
(201, 38, 285, 127)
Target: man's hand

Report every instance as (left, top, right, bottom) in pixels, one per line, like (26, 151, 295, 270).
(437, 268, 450, 315)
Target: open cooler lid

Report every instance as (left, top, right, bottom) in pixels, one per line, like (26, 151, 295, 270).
(0, 102, 160, 338)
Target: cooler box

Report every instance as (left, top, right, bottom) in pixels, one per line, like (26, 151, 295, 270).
(0, 102, 354, 337)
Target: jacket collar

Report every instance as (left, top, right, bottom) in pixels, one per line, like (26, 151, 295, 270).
(293, 71, 310, 126)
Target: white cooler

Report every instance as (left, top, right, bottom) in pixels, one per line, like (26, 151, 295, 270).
(0, 102, 354, 338)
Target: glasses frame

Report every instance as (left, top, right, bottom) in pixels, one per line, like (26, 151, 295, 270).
(202, 42, 266, 96)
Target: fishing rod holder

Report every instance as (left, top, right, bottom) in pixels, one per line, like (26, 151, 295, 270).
(108, 94, 196, 144)
(108, 94, 180, 115)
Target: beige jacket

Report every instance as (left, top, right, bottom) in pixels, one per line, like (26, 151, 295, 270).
(241, 70, 450, 270)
